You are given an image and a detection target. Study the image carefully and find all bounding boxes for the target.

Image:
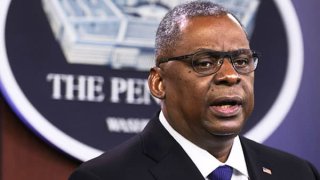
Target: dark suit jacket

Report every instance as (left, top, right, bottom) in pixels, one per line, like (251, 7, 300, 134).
(69, 115, 320, 180)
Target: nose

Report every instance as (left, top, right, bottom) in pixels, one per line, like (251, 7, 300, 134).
(213, 58, 240, 86)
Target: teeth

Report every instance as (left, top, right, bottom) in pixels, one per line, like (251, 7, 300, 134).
(219, 105, 232, 108)
(217, 100, 238, 106)
(212, 99, 242, 107)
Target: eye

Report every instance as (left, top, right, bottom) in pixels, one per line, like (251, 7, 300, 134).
(233, 57, 250, 68)
(192, 52, 222, 73)
(193, 57, 217, 70)
(195, 59, 213, 67)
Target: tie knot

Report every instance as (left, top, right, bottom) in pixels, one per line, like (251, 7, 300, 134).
(208, 165, 233, 180)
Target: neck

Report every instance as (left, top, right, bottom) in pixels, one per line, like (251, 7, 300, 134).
(199, 135, 235, 163)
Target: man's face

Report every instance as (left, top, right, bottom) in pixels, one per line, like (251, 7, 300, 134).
(153, 15, 254, 147)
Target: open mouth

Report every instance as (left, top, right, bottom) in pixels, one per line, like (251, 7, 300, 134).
(210, 97, 243, 117)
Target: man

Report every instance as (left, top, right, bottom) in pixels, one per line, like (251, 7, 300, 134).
(69, 1, 319, 179)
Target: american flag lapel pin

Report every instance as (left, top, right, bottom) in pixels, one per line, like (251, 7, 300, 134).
(262, 167, 272, 175)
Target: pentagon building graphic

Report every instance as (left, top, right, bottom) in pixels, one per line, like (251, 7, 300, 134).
(42, 0, 260, 71)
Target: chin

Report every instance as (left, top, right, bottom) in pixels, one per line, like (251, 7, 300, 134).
(210, 130, 239, 137)
(206, 124, 242, 138)
(203, 115, 245, 137)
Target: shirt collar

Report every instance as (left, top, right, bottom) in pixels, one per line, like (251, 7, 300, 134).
(159, 111, 249, 179)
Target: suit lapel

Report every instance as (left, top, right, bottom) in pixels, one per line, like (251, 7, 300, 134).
(240, 137, 274, 180)
(141, 115, 204, 180)
(149, 144, 204, 180)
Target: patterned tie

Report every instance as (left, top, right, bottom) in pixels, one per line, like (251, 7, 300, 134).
(208, 165, 233, 180)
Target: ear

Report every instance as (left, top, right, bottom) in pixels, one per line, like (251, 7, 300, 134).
(148, 67, 165, 99)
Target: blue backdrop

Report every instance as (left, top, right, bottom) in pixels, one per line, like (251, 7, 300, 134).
(265, 0, 320, 170)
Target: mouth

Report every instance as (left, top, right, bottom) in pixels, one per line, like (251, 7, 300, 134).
(209, 97, 243, 117)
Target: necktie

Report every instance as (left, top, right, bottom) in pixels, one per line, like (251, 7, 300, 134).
(208, 165, 233, 180)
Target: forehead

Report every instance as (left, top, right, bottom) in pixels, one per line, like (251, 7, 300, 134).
(176, 15, 249, 53)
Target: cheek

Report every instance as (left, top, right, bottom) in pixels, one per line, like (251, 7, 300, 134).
(164, 70, 188, 97)
(163, 63, 211, 104)
(243, 74, 254, 92)
(243, 76, 255, 112)
(166, 71, 206, 103)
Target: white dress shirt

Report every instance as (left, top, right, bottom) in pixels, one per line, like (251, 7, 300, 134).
(159, 111, 249, 180)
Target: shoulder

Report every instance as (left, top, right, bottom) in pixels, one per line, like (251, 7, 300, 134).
(241, 136, 306, 162)
(69, 115, 169, 180)
(240, 136, 319, 179)
(69, 134, 155, 180)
